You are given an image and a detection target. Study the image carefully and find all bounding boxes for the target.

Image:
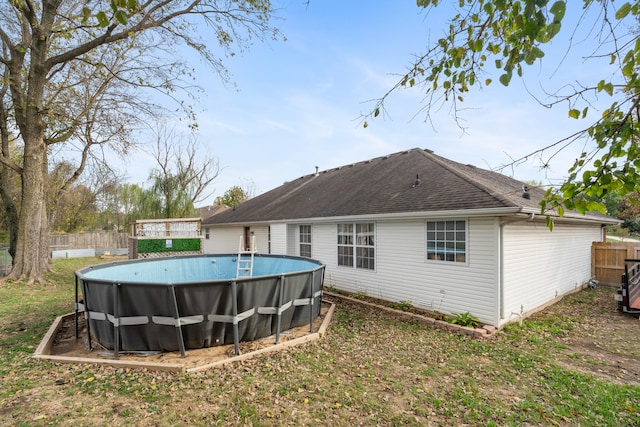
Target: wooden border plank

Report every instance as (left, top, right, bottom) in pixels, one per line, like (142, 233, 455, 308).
(33, 301, 335, 374)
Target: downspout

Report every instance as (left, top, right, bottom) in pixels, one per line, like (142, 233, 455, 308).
(499, 213, 535, 326)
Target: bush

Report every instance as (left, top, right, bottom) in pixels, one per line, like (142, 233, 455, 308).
(447, 311, 480, 328)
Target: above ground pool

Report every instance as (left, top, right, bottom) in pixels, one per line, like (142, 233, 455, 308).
(75, 254, 325, 358)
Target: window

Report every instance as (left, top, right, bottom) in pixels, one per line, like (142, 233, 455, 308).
(426, 220, 466, 263)
(337, 224, 353, 267)
(300, 225, 312, 257)
(337, 223, 375, 270)
(204, 227, 210, 240)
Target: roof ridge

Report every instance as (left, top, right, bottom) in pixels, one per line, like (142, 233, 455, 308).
(417, 149, 519, 207)
(307, 148, 421, 178)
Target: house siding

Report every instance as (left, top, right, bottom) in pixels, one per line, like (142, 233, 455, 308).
(501, 221, 603, 326)
(202, 226, 244, 253)
(269, 223, 288, 254)
(201, 225, 271, 254)
(251, 226, 270, 253)
(315, 217, 500, 325)
(202, 217, 604, 327)
(286, 225, 298, 256)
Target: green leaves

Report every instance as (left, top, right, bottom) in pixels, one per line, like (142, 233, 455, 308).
(366, 0, 640, 225)
(615, 2, 633, 20)
(499, 72, 512, 86)
(550, 1, 567, 20)
(96, 11, 109, 27)
(597, 80, 614, 96)
(90, 0, 139, 27)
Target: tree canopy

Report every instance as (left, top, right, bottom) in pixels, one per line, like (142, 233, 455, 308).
(215, 185, 251, 207)
(364, 0, 639, 224)
(0, 0, 279, 282)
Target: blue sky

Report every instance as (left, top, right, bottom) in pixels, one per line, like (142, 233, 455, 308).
(123, 1, 613, 205)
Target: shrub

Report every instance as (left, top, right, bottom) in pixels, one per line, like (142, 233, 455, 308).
(447, 311, 480, 328)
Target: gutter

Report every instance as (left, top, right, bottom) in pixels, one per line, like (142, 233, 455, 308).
(207, 206, 525, 227)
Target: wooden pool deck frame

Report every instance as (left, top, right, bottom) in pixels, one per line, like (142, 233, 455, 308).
(33, 301, 335, 373)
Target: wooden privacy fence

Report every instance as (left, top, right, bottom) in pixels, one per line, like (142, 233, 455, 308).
(592, 241, 640, 286)
(49, 232, 129, 250)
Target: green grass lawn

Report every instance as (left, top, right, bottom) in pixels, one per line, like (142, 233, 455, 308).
(1, 257, 639, 426)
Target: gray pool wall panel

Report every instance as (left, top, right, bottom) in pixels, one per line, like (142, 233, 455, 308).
(77, 254, 324, 353)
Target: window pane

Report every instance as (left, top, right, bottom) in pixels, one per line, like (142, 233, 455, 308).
(338, 246, 353, 267)
(338, 223, 375, 269)
(356, 223, 374, 247)
(300, 225, 312, 257)
(426, 220, 466, 263)
(337, 224, 353, 245)
(356, 247, 375, 270)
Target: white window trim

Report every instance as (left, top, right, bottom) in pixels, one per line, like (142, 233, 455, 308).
(337, 222, 376, 271)
(299, 224, 312, 258)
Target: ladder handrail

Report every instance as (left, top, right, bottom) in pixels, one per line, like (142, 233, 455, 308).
(236, 235, 257, 278)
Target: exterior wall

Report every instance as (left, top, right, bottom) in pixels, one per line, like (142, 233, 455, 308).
(501, 221, 603, 327)
(269, 223, 288, 255)
(251, 226, 270, 253)
(202, 225, 272, 254)
(284, 224, 315, 257)
(314, 217, 501, 325)
(286, 224, 298, 256)
(202, 226, 244, 253)
(205, 217, 604, 327)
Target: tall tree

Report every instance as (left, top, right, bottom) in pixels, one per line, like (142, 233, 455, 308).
(0, 1, 278, 282)
(145, 127, 221, 218)
(364, 1, 639, 224)
(0, 61, 20, 261)
(214, 185, 250, 207)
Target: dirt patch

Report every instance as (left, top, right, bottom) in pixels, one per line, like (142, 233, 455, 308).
(530, 286, 640, 386)
(42, 303, 332, 371)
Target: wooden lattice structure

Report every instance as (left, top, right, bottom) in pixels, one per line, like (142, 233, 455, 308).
(129, 218, 203, 259)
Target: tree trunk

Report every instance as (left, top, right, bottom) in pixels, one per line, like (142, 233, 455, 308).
(0, 108, 18, 262)
(0, 176, 18, 262)
(6, 135, 50, 282)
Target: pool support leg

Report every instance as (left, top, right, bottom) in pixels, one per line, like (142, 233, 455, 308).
(169, 285, 187, 358)
(112, 282, 120, 360)
(74, 274, 79, 338)
(275, 274, 285, 345)
(309, 270, 315, 333)
(231, 281, 240, 356)
(82, 278, 93, 352)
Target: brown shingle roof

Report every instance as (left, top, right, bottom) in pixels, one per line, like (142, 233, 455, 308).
(197, 204, 230, 220)
(202, 148, 605, 225)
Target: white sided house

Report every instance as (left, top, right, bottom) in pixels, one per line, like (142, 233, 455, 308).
(202, 148, 615, 328)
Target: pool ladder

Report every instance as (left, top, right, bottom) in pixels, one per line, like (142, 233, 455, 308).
(237, 235, 257, 278)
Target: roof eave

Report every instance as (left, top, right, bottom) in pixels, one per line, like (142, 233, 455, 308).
(208, 207, 525, 226)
